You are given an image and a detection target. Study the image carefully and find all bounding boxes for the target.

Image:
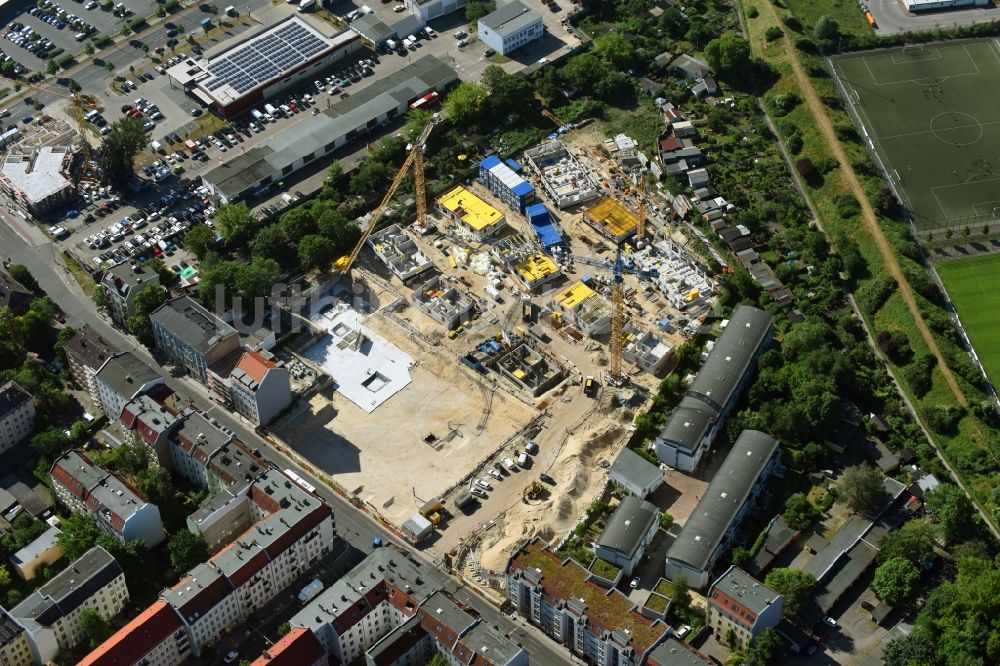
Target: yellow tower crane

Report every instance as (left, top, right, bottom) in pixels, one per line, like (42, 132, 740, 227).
(335, 120, 436, 274)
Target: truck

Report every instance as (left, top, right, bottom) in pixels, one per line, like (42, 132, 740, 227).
(185, 139, 200, 154)
(298, 579, 324, 604)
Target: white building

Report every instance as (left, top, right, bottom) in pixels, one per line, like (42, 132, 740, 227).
(0, 381, 34, 454)
(0, 609, 32, 666)
(477, 1, 543, 56)
(50, 450, 166, 548)
(94, 352, 164, 420)
(594, 496, 660, 577)
(608, 448, 663, 499)
(63, 326, 119, 410)
(12, 547, 128, 664)
(207, 350, 291, 426)
(406, 0, 468, 20)
(706, 566, 783, 650)
(100, 261, 160, 328)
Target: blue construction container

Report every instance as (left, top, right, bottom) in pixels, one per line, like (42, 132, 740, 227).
(479, 155, 535, 213)
(526, 203, 563, 251)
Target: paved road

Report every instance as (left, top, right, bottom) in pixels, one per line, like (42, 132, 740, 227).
(0, 208, 573, 666)
(869, 0, 1000, 35)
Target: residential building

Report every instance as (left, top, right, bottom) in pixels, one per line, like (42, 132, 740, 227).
(77, 600, 191, 666)
(406, 0, 468, 21)
(411, 275, 475, 330)
(291, 547, 525, 666)
(479, 155, 535, 213)
(594, 496, 660, 577)
(100, 262, 160, 327)
(655, 305, 773, 472)
(250, 627, 327, 666)
(0, 270, 33, 316)
(63, 326, 119, 408)
(50, 450, 166, 548)
(671, 54, 711, 79)
(608, 448, 663, 499)
(505, 537, 668, 665)
(94, 351, 164, 420)
(645, 638, 712, 666)
(167, 409, 270, 495)
(9, 526, 62, 582)
(0, 609, 32, 666)
(550, 281, 612, 337)
(119, 394, 181, 469)
(510, 253, 561, 292)
(0, 382, 34, 454)
(435, 186, 507, 239)
(165, 17, 362, 118)
(11, 547, 128, 664)
(0, 147, 75, 216)
(706, 566, 783, 650)
(201, 55, 457, 202)
(477, 1, 543, 56)
(664, 430, 782, 588)
(208, 350, 291, 426)
(149, 296, 240, 384)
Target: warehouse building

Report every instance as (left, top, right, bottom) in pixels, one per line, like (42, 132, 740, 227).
(479, 155, 535, 213)
(435, 186, 508, 239)
(202, 54, 457, 202)
(167, 16, 361, 118)
(477, 1, 543, 56)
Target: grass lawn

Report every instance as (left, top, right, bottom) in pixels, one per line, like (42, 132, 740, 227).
(937, 254, 1000, 387)
(783, 0, 872, 37)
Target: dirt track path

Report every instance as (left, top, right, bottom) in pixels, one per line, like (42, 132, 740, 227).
(761, 0, 966, 406)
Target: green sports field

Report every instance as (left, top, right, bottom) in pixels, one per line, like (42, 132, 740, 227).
(937, 254, 1000, 387)
(832, 40, 1000, 231)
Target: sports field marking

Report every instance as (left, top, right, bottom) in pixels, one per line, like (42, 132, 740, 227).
(861, 45, 980, 86)
(875, 116, 1000, 142)
(890, 49, 943, 64)
(932, 176, 1000, 218)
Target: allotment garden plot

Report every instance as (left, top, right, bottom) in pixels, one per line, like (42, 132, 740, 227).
(832, 40, 1000, 232)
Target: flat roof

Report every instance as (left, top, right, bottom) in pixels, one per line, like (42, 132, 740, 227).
(436, 186, 503, 231)
(479, 0, 541, 38)
(150, 296, 237, 355)
(554, 281, 595, 309)
(708, 565, 781, 616)
(515, 254, 559, 282)
(0, 381, 32, 420)
(94, 351, 161, 402)
(585, 197, 638, 238)
(0, 147, 71, 204)
(596, 496, 659, 559)
(609, 448, 663, 491)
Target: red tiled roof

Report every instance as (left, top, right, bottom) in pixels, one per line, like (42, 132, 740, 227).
(708, 588, 754, 628)
(251, 627, 325, 666)
(120, 404, 139, 429)
(237, 351, 278, 384)
(659, 136, 680, 152)
(78, 601, 183, 666)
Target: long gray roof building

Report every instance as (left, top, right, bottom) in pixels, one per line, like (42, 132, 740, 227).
(202, 54, 457, 202)
(655, 304, 773, 472)
(149, 296, 237, 355)
(595, 496, 659, 561)
(665, 430, 781, 588)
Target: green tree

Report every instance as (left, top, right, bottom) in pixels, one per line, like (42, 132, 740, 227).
(57, 513, 102, 560)
(5, 589, 21, 607)
(731, 546, 752, 567)
(877, 518, 937, 565)
(127, 283, 167, 347)
(79, 608, 111, 648)
(215, 202, 258, 246)
(782, 493, 818, 530)
(279, 205, 318, 241)
(671, 574, 690, 610)
(425, 655, 449, 666)
(742, 628, 783, 666)
(403, 108, 434, 140)
(92, 284, 110, 316)
(659, 512, 673, 530)
(925, 484, 977, 543)
(838, 463, 884, 514)
(30, 427, 70, 460)
(442, 81, 489, 129)
(8, 264, 39, 292)
(106, 439, 149, 476)
(84, 42, 95, 56)
(277, 622, 291, 637)
(298, 234, 337, 270)
(704, 35, 752, 80)
(465, 0, 495, 24)
(872, 557, 921, 606)
(249, 225, 293, 266)
(1, 514, 49, 552)
(592, 32, 635, 69)
(144, 257, 178, 287)
(183, 224, 215, 259)
(480, 64, 534, 121)
(99, 117, 148, 188)
(317, 209, 360, 253)
(46, 59, 58, 75)
(18, 311, 52, 353)
(348, 160, 392, 198)
(0, 564, 9, 587)
(882, 631, 936, 666)
(764, 568, 815, 617)
(168, 531, 208, 573)
(814, 15, 840, 41)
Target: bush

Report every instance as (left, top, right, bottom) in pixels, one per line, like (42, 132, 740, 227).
(856, 276, 897, 315)
(835, 124, 860, 143)
(876, 329, 912, 363)
(786, 134, 803, 155)
(769, 91, 802, 116)
(765, 26, 783, 42)
(783, 15, 803, 32)
(795, 37, 817, 54)
(796, 157, 820, 185)
(833, 193, 861, 220)
(902, 352, 936, 397)
(924, 405, 963, 434)
(747, 6, 759, 18)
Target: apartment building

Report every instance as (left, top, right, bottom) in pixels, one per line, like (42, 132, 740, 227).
(167, 409, 270, 495)
(0, 609, 32, 666)
(62, 326, 119, 409)
(50, 450, 166, 548)
(665, 431, 782, 588)
(93, 352, 164, 420)
(705, 566, 783, 650)
(119, 394, 181, 468)
(149, 296, 240, 384)
(78, 600, 191, 666)
(655, 305, 773, 472)
(11, 547, 128, 664)
(505, 537, 668, 665)
(594, 496, 660, 577)
(208, 350, 291, 426)
(0, 269, 34, 316)
(0, 382, 34, 454)
(100, 262, 160, 327)
(250, 627, 327, 666)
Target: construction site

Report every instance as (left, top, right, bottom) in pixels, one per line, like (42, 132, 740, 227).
(270, 115, 717, 577)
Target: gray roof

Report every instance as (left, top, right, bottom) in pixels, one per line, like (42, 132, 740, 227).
(708, 565, 781, 616)
(64, 325, 119, 373)
(171, 409, 235, 459)
(351, 14, 394, 42)
(0, 269, 33, 313)
(657, 396, 716, 454)
(12, 546, 123, 629)
(51, 450, 151, 526)
(94, 352, 161, 400)
(10, 525, 61, 567)
(609, 448, 662, 491)
(0, 381, 32, 420)
(150, 296, 237, 355)
(748, 515, 798, 576)
(423, 590, 476, 635)
(686, 305, 773, 413)
(102, 261, 158, 297)
(671, 54, 711, 77)
(0, 147, 72, 204)
(203, 54, 457, 200)
(596, 496, 659, 559)
(665, 430, 780, 572)
(458, 619, 525, 664)
(646, 638, 712, 665)
(0, 609, 24, 648)
(391, 14, 425, 39)
(479, 1, 540, 37)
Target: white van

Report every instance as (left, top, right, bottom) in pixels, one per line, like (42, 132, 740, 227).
(263, 103, 279, 119)
(224, 5, 236, 15)
(74, 32, 86, 41)
(251, 108, 266, 123)
(517, 452, 528, 467)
